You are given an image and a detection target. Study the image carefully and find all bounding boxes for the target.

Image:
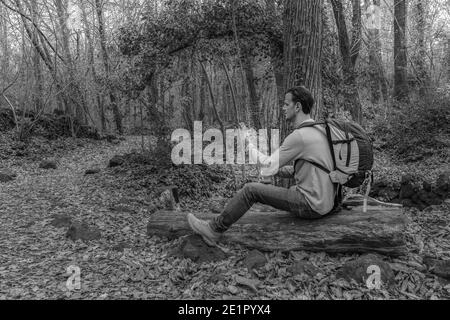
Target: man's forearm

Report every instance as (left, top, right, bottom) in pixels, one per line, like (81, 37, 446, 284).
(276, 166, 295, 178)
(248, 142, 280, 177)
(246, 128, 301, 179)
(248, 142, 269, 165)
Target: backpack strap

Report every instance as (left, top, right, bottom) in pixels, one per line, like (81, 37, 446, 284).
(324, 121, 337, 171)
(294, 121, 331, 174)
(295, 120, 343, 215)
(328, 184, 344, 216)
(295, 121, 323, 130)
(294, 121, 335, 174)
(344, 123, 352, 167)
(296, 121, 354, 176)
(303, 160, 331, 174)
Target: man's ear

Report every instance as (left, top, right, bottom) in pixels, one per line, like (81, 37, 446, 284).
(295, 102, 302, 113)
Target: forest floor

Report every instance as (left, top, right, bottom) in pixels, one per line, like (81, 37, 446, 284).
(0, 135, 450, 300)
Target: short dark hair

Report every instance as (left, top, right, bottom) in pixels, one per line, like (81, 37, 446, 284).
(286, 86, 315, 114)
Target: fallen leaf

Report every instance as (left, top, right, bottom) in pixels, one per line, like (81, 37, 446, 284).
(227, 285, 239, 295)
(235, 275, 260, 294)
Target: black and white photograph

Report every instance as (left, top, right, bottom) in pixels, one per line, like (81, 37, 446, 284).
(0, 0, 449, 305)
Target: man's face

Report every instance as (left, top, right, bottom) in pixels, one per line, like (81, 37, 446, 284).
(283, 92, 299, 121)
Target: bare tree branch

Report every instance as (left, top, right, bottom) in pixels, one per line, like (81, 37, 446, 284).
(0, 0, 65, 62)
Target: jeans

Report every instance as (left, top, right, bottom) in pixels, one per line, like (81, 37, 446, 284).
(210, 182, 323, 233)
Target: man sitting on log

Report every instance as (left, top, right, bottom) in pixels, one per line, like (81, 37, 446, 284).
(187, 86, 338, 246)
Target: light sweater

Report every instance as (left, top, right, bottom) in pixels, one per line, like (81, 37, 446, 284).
(249, 119, 336, 215)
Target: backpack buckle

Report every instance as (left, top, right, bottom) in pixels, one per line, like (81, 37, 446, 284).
(330, 171, 350, 184)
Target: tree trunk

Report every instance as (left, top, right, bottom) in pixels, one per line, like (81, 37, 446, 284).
(447, 36, 450, 82)
(393, 0, 408, 102)
(80, 1, 105, 131)
(412, 0, 428, 94)
(279, 0, 323, 187)
(330, 0, 362, 123)
(266, 0, 285, 119)
(365, 0, 388, 103)
(199, 64, 206, 122)
(55, 0, 85, 124)
(30, 0, 42, 113)
(199, 60, 224, 133)
(95, 0, 123, 134)
(243, 56, 261, 129)
(181, 77, 193, 132)
(147, 207, 408, 256)
(230, 0, 250, 124)
(221, 60, 239, 124)
(283, 0, 323, 128)
(190, 59, 197, 124)
(0, 5, 9, 76)
(273, 64, 284, 123)
(12, 0, 66, 113)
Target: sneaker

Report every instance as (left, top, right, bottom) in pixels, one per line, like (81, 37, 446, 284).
(187, 213, 222, 246)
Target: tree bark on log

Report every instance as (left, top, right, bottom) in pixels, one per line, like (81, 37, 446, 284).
(147, 207, 408, 257)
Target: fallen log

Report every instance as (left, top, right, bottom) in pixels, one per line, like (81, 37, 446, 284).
(147, 206, 408, 257)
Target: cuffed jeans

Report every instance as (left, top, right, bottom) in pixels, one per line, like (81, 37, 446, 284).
(210, 182, 323, 233)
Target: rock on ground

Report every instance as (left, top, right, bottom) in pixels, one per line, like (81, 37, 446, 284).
(156, 186, 180, 211)
(66, 222, 101, 242)
(0, 171, 16, 183)
(436, 171, 450, 198)
(423, 257, 450, 280)
(336, 254, 395, 288)
(243, 250, 268, 271)
(112, 242, 131, 252)
(108, 155, 125, 168)
(397, 172, 450, 209)
(288, 260, 322, 277)
(370, 179, 399, 202)
(169, 235, 228, 263)
(39, 160, 57, 169)
(85, 169, 101, 175)
(50, 214, 72, 228)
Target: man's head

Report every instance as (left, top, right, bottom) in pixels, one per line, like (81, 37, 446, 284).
(283, 86, 315, 121)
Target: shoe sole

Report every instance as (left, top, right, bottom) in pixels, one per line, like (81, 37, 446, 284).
(187, 214, 218, 247)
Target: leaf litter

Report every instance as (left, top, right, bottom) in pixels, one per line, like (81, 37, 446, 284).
(0, 136, 449, 299)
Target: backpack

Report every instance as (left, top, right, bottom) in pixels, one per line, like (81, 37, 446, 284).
(296, 119, 374, 212)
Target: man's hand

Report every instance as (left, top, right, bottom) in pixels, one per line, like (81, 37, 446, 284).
(239, 122, 248, 132)
(259, 175, 274, 184)
(239, 122, 263, 169)
(239, 122, 257, 142)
